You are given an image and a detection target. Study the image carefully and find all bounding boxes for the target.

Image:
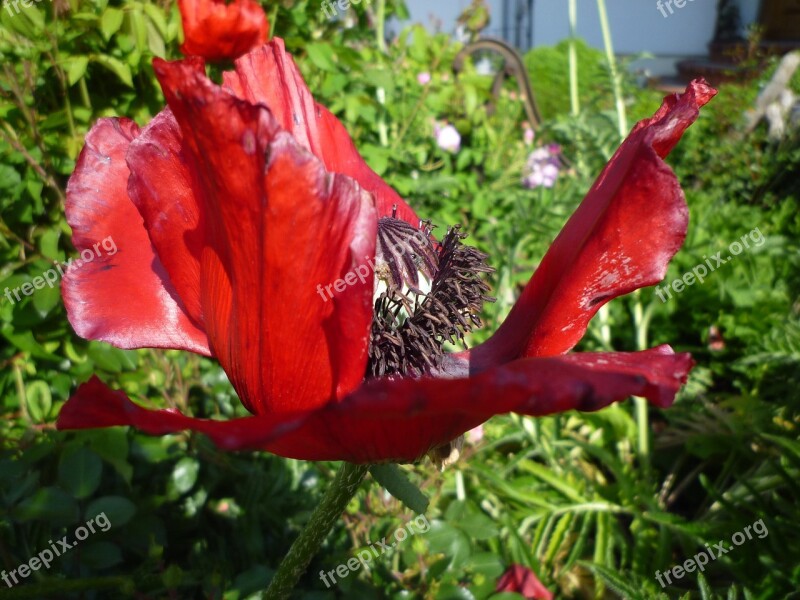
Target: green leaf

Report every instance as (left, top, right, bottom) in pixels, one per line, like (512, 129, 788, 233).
(169, 457, 200, 497)
(91, 55, 134, 87)
(87, 344, 137, 373)
(13, 487, 80, 523)
(0, 164, 22, 190)
(146, 18, 165, 57)
(25, 380, 52, 422)
(467, 552, 504, 578)
(86, 495, 137, 526)
(586, 563, 647, 600)
(426, 521, 472, 571)
(85, 429, 133, 484)
(1, 328, 59, 360)
(129, 7, 148, 54)
(697, 572, 714, 600)
(32, 284, 60, 318)
(363, 67, 393, 89)
(232, 566, 273, 597)
(58, 446, 102, 499)
(81, 541, 123, 569)
(305, 43, 337, 72)
(518, 459, 588, 503)
(38, 229, 61, 261)
(369, 464, 429, 514)
(544, 513, 574, 565)
(444, 500, 497, 540)
(142, 3, 168, 38)
(100, 7, 124, 40)
(66, 56, 89, 85)
(361, 144, 390, 175)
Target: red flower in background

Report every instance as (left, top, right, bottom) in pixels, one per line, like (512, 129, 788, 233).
(496, 564, 553, 600)
(56, 33, 715, 464)
(177, 0, 269, 61)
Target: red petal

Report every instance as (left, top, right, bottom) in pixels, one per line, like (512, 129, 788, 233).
(57, 346, 692, 463)
(466, 80, 717, 369)
(56, 376, 295, 445)
(127, 108, 206, 327)
(496, 565, 554, 600)
(178, 0, 268, 62)
(63, 118, 211, 355)
(222, 39, 419, 225)
(153, 58, 377, 413)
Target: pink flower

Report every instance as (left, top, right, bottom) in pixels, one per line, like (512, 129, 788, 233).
(467, 424, 484, 444)
(435, 123, 461, 153)
(524, 126, 535, 146)
(417, 72, 431, 85)
(523, 144, 561, 189)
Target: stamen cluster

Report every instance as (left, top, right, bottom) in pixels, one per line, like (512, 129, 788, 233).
(367, 218, 495, 379)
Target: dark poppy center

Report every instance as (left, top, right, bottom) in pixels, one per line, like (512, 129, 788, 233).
(366, 216, 495, 380)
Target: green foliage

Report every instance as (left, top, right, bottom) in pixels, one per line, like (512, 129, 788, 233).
(1, 0, 799, 598)
(523, 38, 613, 120)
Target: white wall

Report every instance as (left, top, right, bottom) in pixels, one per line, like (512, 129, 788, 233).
(402, 0, 762, 57)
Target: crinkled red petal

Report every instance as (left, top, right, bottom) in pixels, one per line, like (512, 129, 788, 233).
(127, 106, 206, 327)
(222, 39, 419, 225)
(57, 346, 692, 463)
(178, 0, 268, 62)
(459, 79, 717, 371)
(63, 117, 211, 355)
(153, 58, 377, 413)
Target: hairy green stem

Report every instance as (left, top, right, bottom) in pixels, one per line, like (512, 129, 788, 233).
(375, 0, 387, 53)
(264, 462, 369, 599)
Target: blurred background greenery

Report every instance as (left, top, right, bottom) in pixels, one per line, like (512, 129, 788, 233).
(1, 0, 799, 598)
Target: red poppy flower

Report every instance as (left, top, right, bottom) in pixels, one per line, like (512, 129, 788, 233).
(56, 38, 716, 464)
(177, 0, 269, 62)
(496, 564, 553, 600)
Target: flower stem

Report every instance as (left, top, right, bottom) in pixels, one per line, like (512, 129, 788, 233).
(568, 0, 579, 117)
(268, 3, 279, 38)
(375, 0, 387, 53)
(632, 290, 651, 470)
(264, 462, 369, 599)
(596, 0, 628, 138)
